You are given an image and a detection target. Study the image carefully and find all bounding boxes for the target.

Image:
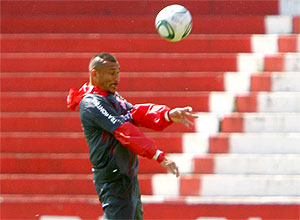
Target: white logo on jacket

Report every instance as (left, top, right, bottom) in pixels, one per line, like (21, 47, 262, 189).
(92, 98, 119, 124)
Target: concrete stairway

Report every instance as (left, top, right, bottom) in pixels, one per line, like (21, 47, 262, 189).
(1, 0, 300, 219)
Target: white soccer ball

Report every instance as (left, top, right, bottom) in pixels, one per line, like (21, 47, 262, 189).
(155, 4, 192, 42)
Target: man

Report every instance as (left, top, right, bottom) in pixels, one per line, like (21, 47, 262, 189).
(67, 53, 198, 219)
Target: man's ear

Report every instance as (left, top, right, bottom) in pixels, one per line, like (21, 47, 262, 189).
(91, 69, 97, 77)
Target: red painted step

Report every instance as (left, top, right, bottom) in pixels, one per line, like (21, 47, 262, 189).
(0, 132, 183, 154)
(221, 114, 244, 133)
(0, 154, 167, 174)
(1, 34, 252, 53)
(1, 72, 225, 92)
(0, 195, 104, 220)
(0, 113, 195, 132)
(4, 132, 300, 155)
(3, 71, 297, 93)
(1, 0, 279, 16)
(293, 17, 300, 34)
(251, 73, 272, 91)
(209, 134, 230, 154)
(264, 54, 285, 72)
(0, 154, 217, 175)
(0, 153, 91, 174)
(0, 133, 89, 153)
(0, 113, 81, 132)
(1, 195, 299, 220)
(1, 53, 237, 73)
(0, 174, 158, 196)
(1, 15, 266, 34)
(1, 91, 210, 112)
(236, 93, 258, 112)
(0, 174, 96, 195)
(3, 34, 297, 53)
(279, 35, 300, 52)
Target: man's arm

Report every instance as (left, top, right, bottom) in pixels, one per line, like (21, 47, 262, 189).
(131, 104, 198, 130)
(130, 104, 173, 131)
(81, 95, 180, 177)
(113, 122, 164, 162)
(114, 122, 180, 177)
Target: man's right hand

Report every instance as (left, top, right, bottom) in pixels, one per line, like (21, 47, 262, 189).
(160, 156, 180, 177)
(168, 106, 198, 128)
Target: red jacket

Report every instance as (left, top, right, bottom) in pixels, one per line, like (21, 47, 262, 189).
(115, 103, 172, 163)
(67, 83, 172, 164)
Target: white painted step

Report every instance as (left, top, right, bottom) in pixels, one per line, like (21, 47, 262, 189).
(201, 174, 300, 197)
(168, 153, 300, 175)
(196, 112, 300, 133)
(221, 112, 300, 133)
(141, 195, 300, 205)
(227, 133, 300, 154)
(151, 174, 300, 197)
(183, 133, 300, 154)
(243, 113, 300, 133)
(271, 72, 300, 92)
(257, 92, 300, 112)
(212, 154, 300, 175)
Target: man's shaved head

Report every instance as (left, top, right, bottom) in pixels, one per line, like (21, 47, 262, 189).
(89, 53, 118, 72)
(89, 53, 120, 94)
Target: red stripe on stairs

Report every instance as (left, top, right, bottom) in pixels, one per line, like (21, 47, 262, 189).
(236, 93, 258, 112)
(209, 134, 230, 153)
(251, 73, 272, 91)
(221, 114, 244, 132)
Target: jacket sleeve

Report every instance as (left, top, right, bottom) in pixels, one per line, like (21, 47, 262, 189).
(114, 122, 165, 163)
(81, 95, 165, 163)
(130, 104, 173, 131)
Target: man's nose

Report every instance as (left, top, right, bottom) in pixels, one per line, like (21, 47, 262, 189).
(114, 74, 120, 82)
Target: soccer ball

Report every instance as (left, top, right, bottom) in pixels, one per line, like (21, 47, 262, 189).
(155, 4, 192, 42)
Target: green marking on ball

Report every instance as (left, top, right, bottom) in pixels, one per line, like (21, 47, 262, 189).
(182, 22, 192, 40)
(156, 20, 175, 40)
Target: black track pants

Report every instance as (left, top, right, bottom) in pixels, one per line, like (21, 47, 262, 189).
(95, 175, 144, 220)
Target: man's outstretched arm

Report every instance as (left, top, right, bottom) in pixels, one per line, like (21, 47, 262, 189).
(131, 104, 198, 130)
(114, 121, 180, 177)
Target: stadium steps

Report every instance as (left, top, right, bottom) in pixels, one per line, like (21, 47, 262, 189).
(2, 52, 300, 73)
(2, 132, 300, 155)
(2, 34, 299, 53)
(143, 174, 300, 197)
(2, 112, 300, 133)
(3, 71, 300, 93)
(2, 153, 300, 175)
(4, 87, 300, 112)
(236, 92, 300, 112)
(2, 0, 300, 219)
(1, 91, 231, 112)
(2, 195, 299, 220)
(1, 72, 227, 92)
(0, 112, 195, 133)
(0, 132, 184, 154)
(2, 91, 300, 113)
(1, 173, 300, 197)
(1, 52, 237, 72)
(221, 112, 300, 133)
(1, 0, 280, 16)
(3, 15, 300, 35)
(251, 72, 300, 91)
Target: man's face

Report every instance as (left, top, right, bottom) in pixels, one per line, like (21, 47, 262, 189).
(93, 61, 120, 94)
